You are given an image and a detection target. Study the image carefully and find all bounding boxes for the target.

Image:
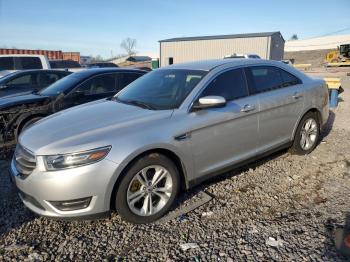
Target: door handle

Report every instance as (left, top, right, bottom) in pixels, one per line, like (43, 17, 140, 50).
(292, 92, 303, 99)
(240, 104, 256, 113)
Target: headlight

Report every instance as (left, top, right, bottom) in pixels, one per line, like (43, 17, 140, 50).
(44, 146, 111, 171)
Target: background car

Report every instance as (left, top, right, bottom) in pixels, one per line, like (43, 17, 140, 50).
(86, 62, 118, 68)
(0, 69, 71, 98)
(0, 68, 146, 151)
(0, 54, 51, 78)
(49, 59, 83, 72)
(11, 59, 329, 223)
(224, 53, 261, 59)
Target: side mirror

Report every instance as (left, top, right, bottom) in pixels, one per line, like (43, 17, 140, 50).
(192, 96, 226, 110)
(0, 84, 8, 90)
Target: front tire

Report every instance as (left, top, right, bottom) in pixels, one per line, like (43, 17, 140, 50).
(290, 112, 320, 155)
(114, 153, 180, 224)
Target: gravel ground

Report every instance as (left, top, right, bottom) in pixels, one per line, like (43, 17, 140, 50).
(0, 79, 349, 261)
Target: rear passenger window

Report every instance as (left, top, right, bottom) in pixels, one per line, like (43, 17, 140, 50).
(249, 66, 283, 93)
(247, 66, 302, 94)
(18, 57, 42, 69)
(0, 57, 14, 70)
(280, 70, 302, 87)
(201, 68, 248, 101)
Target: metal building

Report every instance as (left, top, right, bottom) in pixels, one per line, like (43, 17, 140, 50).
(159, 31, 284, 67)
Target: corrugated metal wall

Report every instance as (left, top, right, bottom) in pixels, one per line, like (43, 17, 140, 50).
(160, 37, 271, 66)
(0, 49, 81, 62)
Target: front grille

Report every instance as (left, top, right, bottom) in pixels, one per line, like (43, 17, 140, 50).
(14, 144, 36, 177)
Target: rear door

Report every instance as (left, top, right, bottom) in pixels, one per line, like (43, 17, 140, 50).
(188, 68, 259, 178)
(245, 66, 304, 153)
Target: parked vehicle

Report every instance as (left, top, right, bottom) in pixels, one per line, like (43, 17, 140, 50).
(10, 59, 329, 223)
(86, 62, 118, 68)
(49, 59, 82, 71)
(0, 68, 146, 152)
(0, 70, 71, 98)
(0, 55, 51, 78)
(224, 54, 261, 59)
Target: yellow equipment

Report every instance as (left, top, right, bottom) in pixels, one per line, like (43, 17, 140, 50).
(325, 44, 350, 65)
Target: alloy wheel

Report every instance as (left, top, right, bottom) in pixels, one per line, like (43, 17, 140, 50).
(127, 165, 173, 216)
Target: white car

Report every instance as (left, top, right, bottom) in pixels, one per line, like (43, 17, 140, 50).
(0, 54, 51, 78)
(224, 53, 261, 59)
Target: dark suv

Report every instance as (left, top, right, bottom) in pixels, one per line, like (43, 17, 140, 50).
(0, 68, 146, 153)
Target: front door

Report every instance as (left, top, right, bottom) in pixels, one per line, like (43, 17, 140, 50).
(188, 68, 259, 179)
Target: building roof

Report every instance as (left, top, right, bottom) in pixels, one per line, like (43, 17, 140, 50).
(159, 31, 283, 43)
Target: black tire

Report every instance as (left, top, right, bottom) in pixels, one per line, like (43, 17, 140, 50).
(290, 112, 320, 155)
(114, 153, 180, 224)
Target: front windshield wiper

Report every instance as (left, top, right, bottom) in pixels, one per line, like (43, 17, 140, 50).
(114, 97, 156, 110)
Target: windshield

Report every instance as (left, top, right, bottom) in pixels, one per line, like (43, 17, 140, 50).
(39, 73, 82, 96)
(115, 69, 207, 110)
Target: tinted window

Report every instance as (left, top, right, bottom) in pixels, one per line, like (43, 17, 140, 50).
(50, 60, 81, 68)
(7, 74, 34, 85)
(248, 66, 283, 93)
(201, 68, 248, 101)
(0, 57, 14, 70)
(119, 73, 143, 91)
(280, 70, 301, 87)
(75, 74, 116, 95)
(116, 69, 207, 110)
(18, 57, 42, 69)
(39, 74, 82, 96)
(40, 72, 68, 87)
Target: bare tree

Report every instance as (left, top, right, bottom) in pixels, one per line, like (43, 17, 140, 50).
(120, 38, 137, 55)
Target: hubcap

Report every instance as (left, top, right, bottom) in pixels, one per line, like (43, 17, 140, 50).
(127, 165, 173, 216)
(300, 118, 318, 150)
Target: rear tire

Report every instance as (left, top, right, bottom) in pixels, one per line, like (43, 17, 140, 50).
(114, 153, 180, 224)
(290, 112, 320, 155)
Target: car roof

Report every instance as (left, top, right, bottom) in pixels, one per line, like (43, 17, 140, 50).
(71, 68, 147, 77)
(162, 59, 286, 71)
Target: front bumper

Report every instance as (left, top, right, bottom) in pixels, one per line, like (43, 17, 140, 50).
(10, 157, 119, 218)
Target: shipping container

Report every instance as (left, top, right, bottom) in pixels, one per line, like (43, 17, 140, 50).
(0, 49, 80, 62)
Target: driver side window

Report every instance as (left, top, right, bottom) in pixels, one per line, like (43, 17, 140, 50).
(201, 68, 248, 101)
(75, 74, 116, 95)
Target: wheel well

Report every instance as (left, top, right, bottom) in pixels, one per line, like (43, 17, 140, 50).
(307, 108, 322, 126)
(110, 148, 187, 210)
(16, 114, 47, 137)
(293, 108, 322, 140)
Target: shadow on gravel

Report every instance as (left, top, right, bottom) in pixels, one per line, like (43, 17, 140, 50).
(320, 110, 335, 141)
(0, 160, 36, 237)
(167, 147, 289, 217)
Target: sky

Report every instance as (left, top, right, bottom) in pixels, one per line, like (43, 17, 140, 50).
(0, 0, 349, 58)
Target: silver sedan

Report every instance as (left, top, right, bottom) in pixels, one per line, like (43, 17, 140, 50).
(10, 59, 329, 223)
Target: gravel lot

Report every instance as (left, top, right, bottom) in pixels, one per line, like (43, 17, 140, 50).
(0, 77, 349, 261)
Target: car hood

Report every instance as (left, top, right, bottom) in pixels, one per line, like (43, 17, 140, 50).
(20, 99, 174, 155)
(0, 93, 50, 109)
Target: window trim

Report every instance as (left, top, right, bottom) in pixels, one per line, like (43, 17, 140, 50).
(188, 66, 250, 112)
(246, 65, 303, 95)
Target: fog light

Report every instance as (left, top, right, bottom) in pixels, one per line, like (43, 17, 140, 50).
(49, 197, 92, 211)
